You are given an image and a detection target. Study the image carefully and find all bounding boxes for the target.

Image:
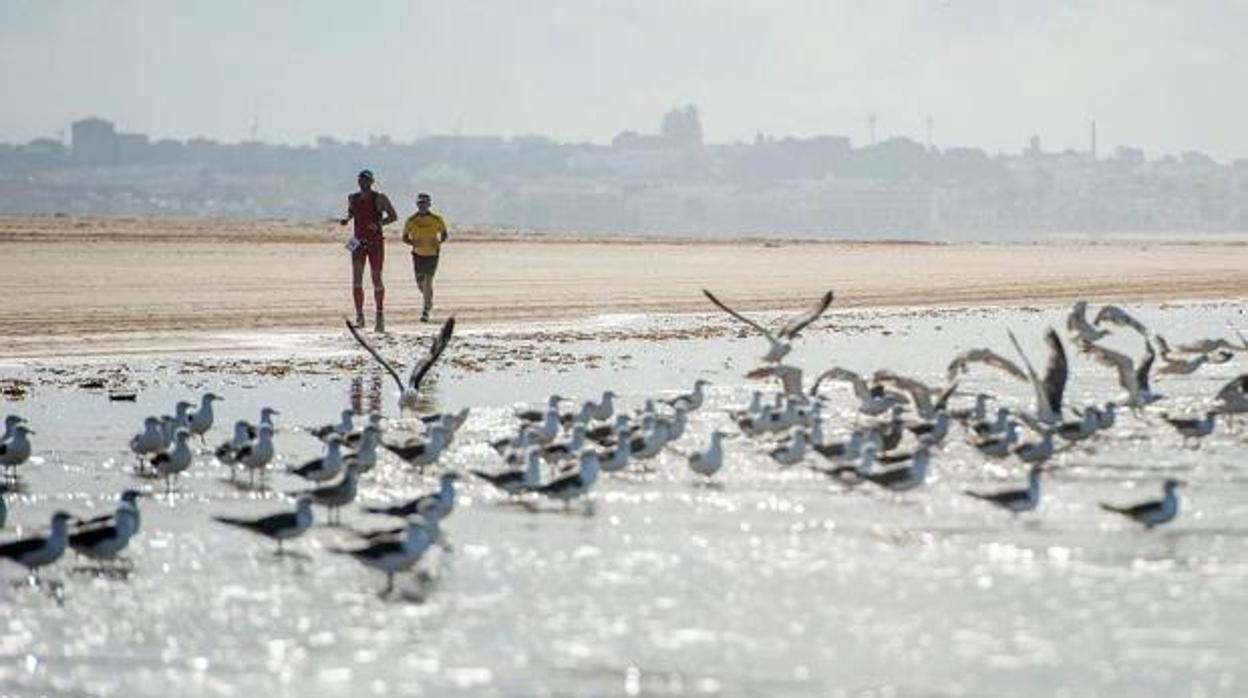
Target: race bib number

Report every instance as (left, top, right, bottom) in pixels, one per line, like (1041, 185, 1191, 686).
(345, 237, 361, 253)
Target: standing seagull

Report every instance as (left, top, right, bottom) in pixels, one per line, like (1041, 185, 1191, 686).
(299, 465, 360, 525)
(334, 516, 439, 595)
(214, 496, 314, 555)
(150, 430, 194, 492)
(1, 415, 24, 442)
(366, 472, 461, 520)
(0, 425, 35, 479)
(236, 425, 276, 485)
(130, 417, 165, 470)
(471, 449, 542, 495)
(345, 316, 455, 412)
(1101, 480, 1184, 528)
(0, 511, 75, 578)
(1161, 412, 1216, 448)
(703, 289, 833, 363)
(665, 380, 711, 411)
(688, 431, 728, 480)
(289, 437, 345, 482)
(187, 392, 223, 443)
(535, 450, 600, 508)
(965, 467, 1043, 514)
(69, 494, 144, 568)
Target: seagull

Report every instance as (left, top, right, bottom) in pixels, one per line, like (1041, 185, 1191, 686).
(596, 426, 632, 473)
(812, 445, 878, 484)
(172, 400, 195, 432)
(343, 426, 380, 473)
(703, 289, 834, 363)
(366, 472, 460, 520)
(1, 415, 24, 442)
(1067, 301, 1109, 344)
(1100, 479, 1183, 528)
(310, 409, 355, 441)
(1082, 338, 1160, 407)
(1154, 335, 1230, 377)
(873, 370, 958, 421)
(688, 431, 728, 479)
(1093, 304, 1149, 337)
(345, 316, 455, 412)
(342, 413, 384, 449)
(768, 428, 808, 467)
(586, 414, 631, 446)
(746, 364, 805, 397)
(1161, 412, 1216, 447)
(299, 465, 360, 525)
(627, 417, 667, 461)
(245, 407, 280, 440)
(129, 417, 164, 469)
(972, 421, 1021, 458)
(665, 380, 710, 411)
(965, 467, 1043, 514)
(538, 424, 587, 463)
(187, 392, 223, 443)
(971, 407, 1011, 438)
(69, 495, 143, 567)
(0, 511, 75, 578)
(810, 367, 906, 416)
(946, 348, 1028, 384)
(289, 436, 345, 482)
(859, 447, 930, 492)
(535, 450, 600, 507)
(909, 410, 952, 447)
(589, 390, 618, 421)
(471, 449, 542, 495)
(215, 420, 253, 479)
(1007, 328, 1068, 425)
(236, 425, 276, 485)
(334, 516, 439, 595)
(653, 406, 689, 443)
(381, 425, 448, 467)
(516, 395, 565, 424)
(812, 429, 875, 462)
(0, 425, 35, 479)
(75, 489, 143, 533)
(1055, 410, 1098, 444)
(1011, 430, 1054, 466)
(1213, 374, 1248, 416)
(150, 430, 193, 492)
(214, 496, 315, 555)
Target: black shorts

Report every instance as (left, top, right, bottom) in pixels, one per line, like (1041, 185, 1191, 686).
(412, 253, 439, 278)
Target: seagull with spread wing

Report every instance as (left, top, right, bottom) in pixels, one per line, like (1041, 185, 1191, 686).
(703, 289, 833, 363)
(345, 316, 455, 412)
(1067, 301, 1109, 345)
(1093, 304, 1149, 337)
(1006, 328, 1068, 425)
(1082, 337, 1159, 407)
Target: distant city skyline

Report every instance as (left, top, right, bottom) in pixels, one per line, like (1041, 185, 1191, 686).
(1, 1, 1246, 160)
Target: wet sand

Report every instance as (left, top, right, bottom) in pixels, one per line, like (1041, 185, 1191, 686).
(1, 215, 1246, 357)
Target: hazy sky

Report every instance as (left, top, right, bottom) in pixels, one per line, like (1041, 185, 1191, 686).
(2, 0, 1245, 159)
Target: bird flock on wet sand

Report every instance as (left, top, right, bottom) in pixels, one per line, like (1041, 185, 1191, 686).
(2, 297, 1247, 598)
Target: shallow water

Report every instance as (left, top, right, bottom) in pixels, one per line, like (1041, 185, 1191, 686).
(1, 301, 1247, 697)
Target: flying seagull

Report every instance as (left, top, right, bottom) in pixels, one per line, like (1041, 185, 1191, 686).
(345, 316, 455, 412)
(703, 289, 833, 363)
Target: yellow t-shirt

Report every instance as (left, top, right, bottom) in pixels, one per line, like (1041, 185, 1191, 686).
(402, 212, 447, 256)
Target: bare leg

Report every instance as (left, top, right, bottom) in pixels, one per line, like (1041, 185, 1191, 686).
(351, 253, 366, 323)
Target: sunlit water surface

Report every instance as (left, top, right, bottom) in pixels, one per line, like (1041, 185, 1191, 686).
(1, 302, 1247, 697)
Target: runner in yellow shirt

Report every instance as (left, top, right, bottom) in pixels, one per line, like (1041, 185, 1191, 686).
(401, 192, 449, 322)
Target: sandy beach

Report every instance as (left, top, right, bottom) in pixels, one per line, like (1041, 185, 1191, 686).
(1, 215, 1246, 357)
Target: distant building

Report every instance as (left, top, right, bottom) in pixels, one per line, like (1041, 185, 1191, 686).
(72, 117, 119, 165)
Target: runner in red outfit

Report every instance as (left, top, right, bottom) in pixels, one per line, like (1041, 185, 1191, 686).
(339, 170, 397, 331)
